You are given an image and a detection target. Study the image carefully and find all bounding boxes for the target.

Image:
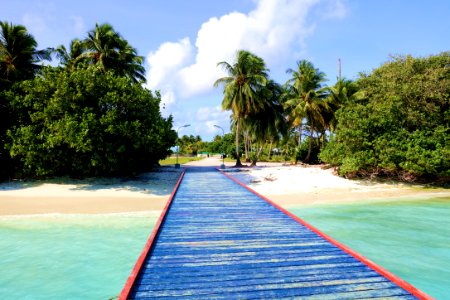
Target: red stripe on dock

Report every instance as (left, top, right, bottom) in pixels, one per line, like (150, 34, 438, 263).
(119, 169, 186, 300)
(219, 168, 433, 300)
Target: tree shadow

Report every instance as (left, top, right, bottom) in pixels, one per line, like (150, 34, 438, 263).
(0, 167, 184, 196)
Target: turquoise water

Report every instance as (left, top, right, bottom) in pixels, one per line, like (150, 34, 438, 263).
(289, 197, 450, 299)
(1, 197, 449, 299)
(0, 213, 157, 299)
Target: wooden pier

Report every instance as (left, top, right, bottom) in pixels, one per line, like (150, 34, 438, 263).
(120, 166, 431, 299)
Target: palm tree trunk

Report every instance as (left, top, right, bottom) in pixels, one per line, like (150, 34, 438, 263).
(305, 125, 313, 162)
(268, 140, 273, 160)
(257, 142, 266, 159)
(244, 131, 250, 162)
(298, 124, 302, 146)
(247, 137, 252, 162)
(251, 142, 266, 166)
(235, 116, 243, 167)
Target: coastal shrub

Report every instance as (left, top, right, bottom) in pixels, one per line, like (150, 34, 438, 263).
(0, 90, 14, 179)
(295, 137, 321, 164)
(320, 52, 450, 181)
(6, 66, 176, 177)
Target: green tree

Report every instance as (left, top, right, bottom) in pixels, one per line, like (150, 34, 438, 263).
(324, 78, 361, 132)
(7, 66, 175, 177)
(214, 50, 269, 166)
(54, 38, 84, 71)
(0, 21, 51, 178)
(179, 134, 205, 155)
(283, 60, 328, 162)
(321, 52, 450, 181)
(0, 21, 51, 86)
(245, 80, 287, 165)
(76, 23, 145, 83)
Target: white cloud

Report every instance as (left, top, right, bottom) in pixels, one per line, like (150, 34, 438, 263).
(146, 0, 348, 139)
(146, 38, 193, 90)
(196, 106, 227, 122)
(160, 90, 176, 113)
(145, 0, 334, 102)
(196, 106, 231, 134)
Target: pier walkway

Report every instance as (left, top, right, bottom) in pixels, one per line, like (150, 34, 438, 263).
(120, 166, 429, 299)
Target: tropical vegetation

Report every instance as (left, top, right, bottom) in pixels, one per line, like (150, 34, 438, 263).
(214, 50, 449, 182)
(214, 50, 287, 166)
(0, 21, 175, 179)
(1, 19, 448, 183)
(320, 53, 449, 181)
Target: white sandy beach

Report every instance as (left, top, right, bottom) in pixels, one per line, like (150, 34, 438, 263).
(187, 157, 450, 207)
(0, 169, 182, 215)
(0, 157, 448, 215)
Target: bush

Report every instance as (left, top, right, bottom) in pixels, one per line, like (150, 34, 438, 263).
(295, 137, 321, 164)
(320, 52, 450, 181)
(6, 66, 176, 177)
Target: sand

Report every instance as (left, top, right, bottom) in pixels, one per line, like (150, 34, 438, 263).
(242, 164, 448, 206)
(1, 157, 448, 215)
(188, 157, 449, 207)
(0, 168, 182, 216)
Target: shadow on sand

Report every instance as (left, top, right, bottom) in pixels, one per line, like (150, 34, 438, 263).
(0, 167, 183, 196)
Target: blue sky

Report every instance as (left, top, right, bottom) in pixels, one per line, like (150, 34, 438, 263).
(2, 0, 449, 140)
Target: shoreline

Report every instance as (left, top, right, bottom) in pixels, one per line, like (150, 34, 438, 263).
(0, 195, 169, 216)
(0, 157, 448, 216)
(0, 168, 181, 216)
(259, 189, 450, 208)
(217, 159, 450, 208)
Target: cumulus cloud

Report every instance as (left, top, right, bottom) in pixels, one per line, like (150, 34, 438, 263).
(146, 0, 348, 138)
(160, 90, 177, 113)
(146, 38, 193, 90)
(196, 106, 230, 134)
(145, 0, 337, 103)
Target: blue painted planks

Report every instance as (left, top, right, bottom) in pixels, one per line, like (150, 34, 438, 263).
(125, 166, 426, 299)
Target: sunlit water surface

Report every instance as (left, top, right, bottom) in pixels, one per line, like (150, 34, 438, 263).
(0, 213, 157, 299)
(289, 197, 450, 299)
(1, 192, 449, 299)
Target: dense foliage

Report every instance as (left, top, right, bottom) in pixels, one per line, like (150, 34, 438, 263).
(0, 21, 175, 179)
(320, 53, 449, 181)
(215, 50, 287, 166)
(213, 50, 449, 181)
(178, 134, 206, 156)
(2, 20, 448, 182)
(6, 67, 175, 177)
(0, 21, 52, 86)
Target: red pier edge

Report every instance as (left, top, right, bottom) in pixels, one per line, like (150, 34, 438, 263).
(218, 168, 433, 300)
(119, 168, 186, 300)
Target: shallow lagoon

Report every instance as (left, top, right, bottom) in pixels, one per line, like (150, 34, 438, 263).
(289, 196, 450, 299)
(1, 196, 449, 299)
(0, 213, 157, 299)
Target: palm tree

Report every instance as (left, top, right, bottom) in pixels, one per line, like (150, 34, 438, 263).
(54, 38, 84, 70)
(77, 23, 145, 83)
(214, 50, 268, 166)
(283, 60, 328, 162)
(325, 78, 361, 132)
(0, 21, 51, 86)
(245, 80, 288, 166)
